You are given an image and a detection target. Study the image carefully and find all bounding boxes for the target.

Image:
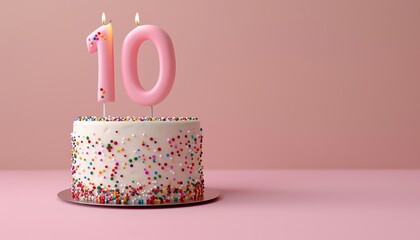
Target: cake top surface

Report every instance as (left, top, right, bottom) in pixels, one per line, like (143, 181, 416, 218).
(75, 116, 198, 122)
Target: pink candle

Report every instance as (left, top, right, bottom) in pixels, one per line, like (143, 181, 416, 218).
(86, 13, 115, 103)
(121, 14, 176, 106)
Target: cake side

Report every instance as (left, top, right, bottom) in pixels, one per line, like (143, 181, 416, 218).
(71, 117, 204, 204)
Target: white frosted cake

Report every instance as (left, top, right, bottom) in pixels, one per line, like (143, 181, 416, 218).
(71, 116, 204, 205)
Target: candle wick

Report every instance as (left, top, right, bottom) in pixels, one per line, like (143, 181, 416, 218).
(103, 103, 106, 117)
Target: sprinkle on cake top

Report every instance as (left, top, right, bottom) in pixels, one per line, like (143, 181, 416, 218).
(75, 116, 199, 122)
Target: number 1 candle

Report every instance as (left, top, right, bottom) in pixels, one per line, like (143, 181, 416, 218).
(86, 12, 115, 109)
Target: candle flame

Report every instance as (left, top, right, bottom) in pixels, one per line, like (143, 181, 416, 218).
(102, 12, 106, 25)
(135, 12, 140, 26)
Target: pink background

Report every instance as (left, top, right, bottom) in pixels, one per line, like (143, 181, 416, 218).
(0, 0, 419, 169)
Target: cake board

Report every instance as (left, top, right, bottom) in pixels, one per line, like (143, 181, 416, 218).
(57, 188, 220, 208)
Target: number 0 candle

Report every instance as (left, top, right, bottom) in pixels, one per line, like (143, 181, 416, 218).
(86, 12, 115, 103)
(121, 13, 176, 106)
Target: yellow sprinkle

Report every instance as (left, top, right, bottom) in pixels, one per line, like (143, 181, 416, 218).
(148, 165, 151, 168)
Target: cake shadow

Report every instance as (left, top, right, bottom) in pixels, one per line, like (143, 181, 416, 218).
(215, 187, 323, 206)
(215, 187, 378, 207)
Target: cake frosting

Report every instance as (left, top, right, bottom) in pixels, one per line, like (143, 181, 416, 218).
(71, 116, 204, 204)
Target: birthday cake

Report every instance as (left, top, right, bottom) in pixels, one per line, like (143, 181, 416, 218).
(71, 116, 204, 204)
(73, 12, 202, 205)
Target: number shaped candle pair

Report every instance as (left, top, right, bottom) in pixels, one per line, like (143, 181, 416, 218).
(86, 13, 176, 106)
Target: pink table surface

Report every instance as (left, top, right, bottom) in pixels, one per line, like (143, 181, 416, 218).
(1, 170, 420, 240)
